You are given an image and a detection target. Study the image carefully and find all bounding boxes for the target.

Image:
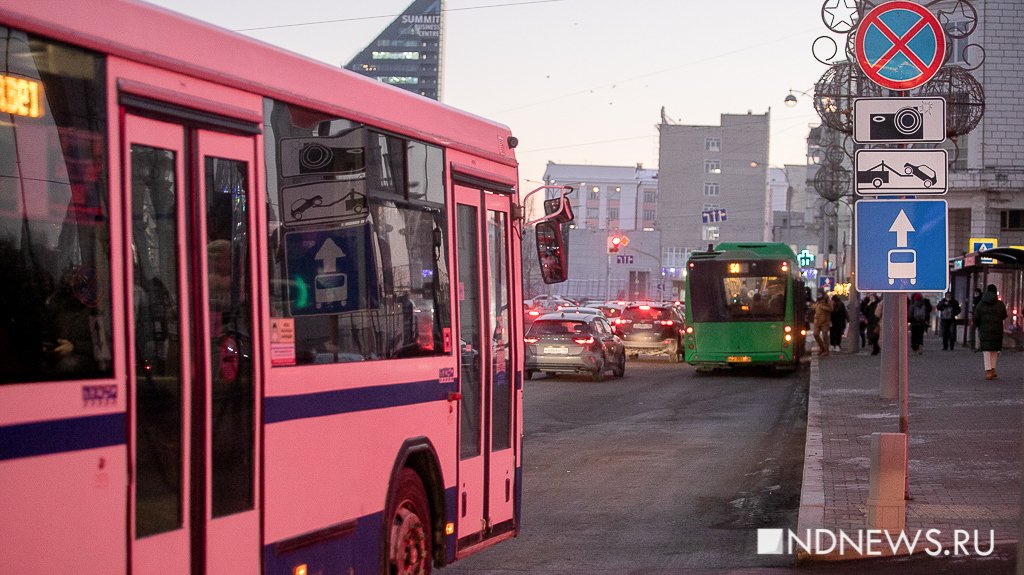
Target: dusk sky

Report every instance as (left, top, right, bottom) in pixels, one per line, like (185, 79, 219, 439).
(147, 0, 835, 191)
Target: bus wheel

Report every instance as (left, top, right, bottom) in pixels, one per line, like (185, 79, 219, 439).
(385, 469, 433, 575)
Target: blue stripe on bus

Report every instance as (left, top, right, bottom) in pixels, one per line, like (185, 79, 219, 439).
(0, 412, 126, 461)
(263, 379, 458, 424)
(264, 486, 458, 573)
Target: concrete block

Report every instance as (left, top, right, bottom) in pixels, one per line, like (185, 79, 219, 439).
(867, 432, 906, 532)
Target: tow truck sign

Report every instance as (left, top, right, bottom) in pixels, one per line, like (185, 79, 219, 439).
(854, 149, 947, 196)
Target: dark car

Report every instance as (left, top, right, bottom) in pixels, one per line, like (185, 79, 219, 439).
(614, 303, 685, 362)
(524, 312, 625, 381)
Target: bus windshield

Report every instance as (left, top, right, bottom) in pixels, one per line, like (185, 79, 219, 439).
(690, 262, 788, 322)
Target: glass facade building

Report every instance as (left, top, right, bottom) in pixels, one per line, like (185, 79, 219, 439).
(345, 0, 442, 101)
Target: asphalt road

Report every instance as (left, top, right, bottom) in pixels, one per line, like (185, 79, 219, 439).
(446, 356, 810, 574)
(443, 354, 1015, 575)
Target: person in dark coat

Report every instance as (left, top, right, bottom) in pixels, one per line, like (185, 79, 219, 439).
(907, 293, 932, 354)
(935, 291, 961, 350)
(828, 294, 848, 352)
(861, 293, 882, 355)
(974, 284, 1008, 380)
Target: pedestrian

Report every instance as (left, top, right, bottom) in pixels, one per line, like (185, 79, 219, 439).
(908, 293, 932, 355)
(811, 293, 833, 357)
(974, 284, 1008, 380)
(935, 291, 961, 350)
(857, 297, 868, 349)
(829, 294, 848, 352)
(862, 293, 882, 355)
(971, 287, 983, 350)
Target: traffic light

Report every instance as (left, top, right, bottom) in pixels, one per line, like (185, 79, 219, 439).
(608, 233, 629, 253)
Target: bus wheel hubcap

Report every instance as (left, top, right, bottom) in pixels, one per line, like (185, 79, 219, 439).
(391, 506, 428, 574)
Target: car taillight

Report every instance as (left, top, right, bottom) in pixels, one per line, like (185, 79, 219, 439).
(659, 320, 674, 326)
(639, 305, 651, 311)
(525, 337, 540, 344)
(528, 310, 540, 317)
(573, 336, 595, 345)
(614, 318, 625, 325)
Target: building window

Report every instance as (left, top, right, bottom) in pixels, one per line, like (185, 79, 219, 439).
(377, 76, 419, 84)
(644, 190, 657, 203)
(662, 247, 691, 268)
(948, 21, 972, 64)
(704, 160, 721, 174)
(705, 137, 721, 152)
(590, 186, 600, 199)
(702, 226, 719, 241)
(372, 51, 421, 60)
(643, 209, 656, 221)
(608, 208, 619, 220)
(704, 182, 720, 196)
(587, 207, 599, 219)
(1001, 210, 1024, 230)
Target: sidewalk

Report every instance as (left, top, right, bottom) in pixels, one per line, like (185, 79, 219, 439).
(797, 331, 1022, 559)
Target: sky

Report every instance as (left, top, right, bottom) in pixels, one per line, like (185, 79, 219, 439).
(144, 0, 835, 192)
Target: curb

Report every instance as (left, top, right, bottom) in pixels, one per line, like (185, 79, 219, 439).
(795, 351, 826, 561)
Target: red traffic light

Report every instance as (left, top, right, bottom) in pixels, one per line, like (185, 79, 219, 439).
(609, 234, 622, 253)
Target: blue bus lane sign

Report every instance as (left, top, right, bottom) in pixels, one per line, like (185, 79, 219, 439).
(856, 199, 947, 293)
(285, 223, 379, 315)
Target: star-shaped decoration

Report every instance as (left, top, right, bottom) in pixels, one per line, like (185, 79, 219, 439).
(822, 0, 859, 33)
(938, 0, 977, 38)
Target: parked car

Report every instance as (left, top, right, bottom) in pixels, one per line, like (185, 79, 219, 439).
(555, 306, 604, 316)
(524, 311, 625, 381)
(614, 302, 686, 362)
(524, 294, 575, 308)
(595, 301, 626, 320)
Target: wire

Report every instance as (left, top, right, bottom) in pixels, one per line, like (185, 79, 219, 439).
(233, 0, 567, 32)
(491, 25, 821, 115)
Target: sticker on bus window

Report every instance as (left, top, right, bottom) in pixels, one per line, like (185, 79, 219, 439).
(270, 318, 296, 366)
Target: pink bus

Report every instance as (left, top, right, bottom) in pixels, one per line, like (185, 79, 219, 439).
(0, 1, 567, 573)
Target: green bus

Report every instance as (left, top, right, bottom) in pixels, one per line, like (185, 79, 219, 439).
(683, 242, 808, 371)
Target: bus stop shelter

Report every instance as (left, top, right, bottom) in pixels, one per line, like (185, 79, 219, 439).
(949, 247, 1024, 350)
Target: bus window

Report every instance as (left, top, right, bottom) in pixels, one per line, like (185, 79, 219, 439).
(690, 262, 788, 322)
(0, 29, 112, 383)
(264, 99, 451, 365)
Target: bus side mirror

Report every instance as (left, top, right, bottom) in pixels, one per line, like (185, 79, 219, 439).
(536, 221, 567, 284)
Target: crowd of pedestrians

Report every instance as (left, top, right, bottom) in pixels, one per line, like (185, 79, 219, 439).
(808, 285, 1011, 380)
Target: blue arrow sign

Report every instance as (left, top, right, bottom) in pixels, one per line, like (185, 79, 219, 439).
(285, 224, 379, 315)
(856, 199, 947, 293)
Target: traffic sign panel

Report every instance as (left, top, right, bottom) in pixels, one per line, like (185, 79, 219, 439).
(855, 1, 945, 91)
(855, 149, 947, 195)
(285, 224, 379, 315)
(856, 199, 948, 293)
(853, 97, 946, 144)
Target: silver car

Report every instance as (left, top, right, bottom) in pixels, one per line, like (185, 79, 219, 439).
(524, 312, 626, 381)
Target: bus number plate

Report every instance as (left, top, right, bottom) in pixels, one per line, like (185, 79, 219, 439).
(727, 356, 752, 363)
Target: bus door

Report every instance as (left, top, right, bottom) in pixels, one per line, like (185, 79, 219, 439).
(123, 114, 260, 575)
(454, 184, 517, 551)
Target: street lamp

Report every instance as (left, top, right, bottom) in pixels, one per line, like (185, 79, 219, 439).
(784, 88, 815, 108)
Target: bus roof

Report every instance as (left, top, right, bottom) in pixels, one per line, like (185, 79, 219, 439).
(2, 0, 517, 168)
(689, 242, 798, 262)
